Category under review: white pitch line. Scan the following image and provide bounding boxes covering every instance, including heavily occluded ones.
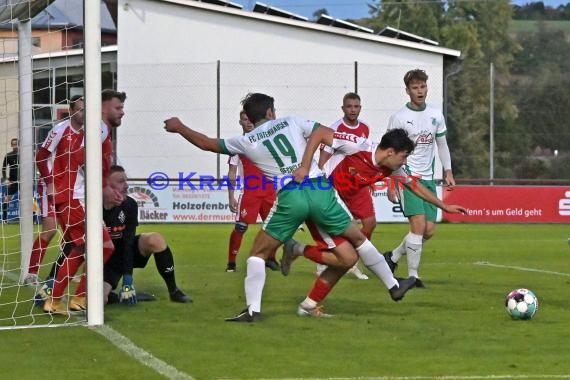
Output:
[1,269,193,380]
[474,261,570,277]
[95,325,194,380]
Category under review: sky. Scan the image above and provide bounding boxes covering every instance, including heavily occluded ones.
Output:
[229,0,569,21]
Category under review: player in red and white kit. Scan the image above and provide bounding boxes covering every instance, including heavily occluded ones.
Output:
[43,90,126,314]
[282,127,466,317]
[315,93,372,280]
[226,111,279,272]
[25,96,84,286]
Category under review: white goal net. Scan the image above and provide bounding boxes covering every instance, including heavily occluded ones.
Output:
[0,0,107,329]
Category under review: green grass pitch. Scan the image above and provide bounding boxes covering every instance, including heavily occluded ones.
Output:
[2,223,570,379]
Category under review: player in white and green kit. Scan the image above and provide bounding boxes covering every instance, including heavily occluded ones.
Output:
[385,69,456,287]
[164,93,416,322]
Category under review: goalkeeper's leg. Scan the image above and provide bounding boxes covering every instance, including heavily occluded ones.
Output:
[136,233,192,303]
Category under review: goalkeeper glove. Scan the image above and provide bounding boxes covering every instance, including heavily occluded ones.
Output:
[119,274,137,305]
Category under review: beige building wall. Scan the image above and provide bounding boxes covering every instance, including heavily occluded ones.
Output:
[0,30,63,55]
[0,63,19,168]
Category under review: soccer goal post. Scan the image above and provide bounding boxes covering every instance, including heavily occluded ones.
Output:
[84,0,104,327]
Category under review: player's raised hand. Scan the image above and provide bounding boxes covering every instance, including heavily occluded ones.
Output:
[163,117,185,133]
[103,185,124,207]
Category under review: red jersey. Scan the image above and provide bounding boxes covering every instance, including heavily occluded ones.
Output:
[329,118,370,138]
[320,118,370,156]
[325,135,409,199]
[37,120,84,205]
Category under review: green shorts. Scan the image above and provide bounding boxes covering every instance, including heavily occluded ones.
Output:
[263,177,352,242]
[400,178,438,222]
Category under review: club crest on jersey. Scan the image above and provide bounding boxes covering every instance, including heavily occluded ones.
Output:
[431,117,437,126]
[118,210,126,223]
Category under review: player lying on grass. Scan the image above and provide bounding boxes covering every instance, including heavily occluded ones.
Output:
[282,127,467,317]
[164,92,417,322]
[103,165,191,305]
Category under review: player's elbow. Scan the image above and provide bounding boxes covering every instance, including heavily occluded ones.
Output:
[196,139,220,153]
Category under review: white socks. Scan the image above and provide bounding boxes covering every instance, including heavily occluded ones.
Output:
[405,233,423,278]
[245,256,266,313]
[391,232,424,278]
[355,239,398,289]
[300,297,318,310]
[293,241,306,256]
[391,239,407,262]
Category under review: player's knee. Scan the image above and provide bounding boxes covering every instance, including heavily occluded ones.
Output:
[424,224,436,240]
[335,242,359,269]
[234,222,248,234]
[139,232,166,253]
[361,222,376,240]
[341,255,358,269]
[342,226,367,247]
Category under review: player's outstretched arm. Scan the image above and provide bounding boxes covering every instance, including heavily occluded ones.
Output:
[405,180,466,214]
[164,117,222,153]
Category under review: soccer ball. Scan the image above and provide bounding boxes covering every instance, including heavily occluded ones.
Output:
[505,288,538,320]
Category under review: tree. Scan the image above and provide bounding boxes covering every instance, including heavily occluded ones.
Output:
[443,1,520,178]
[510,24,570,166]
[365,0,519,178]
[364,0,444,40]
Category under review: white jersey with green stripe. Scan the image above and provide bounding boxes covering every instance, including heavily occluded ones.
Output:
[219,116,324,190]
[387,103,447,179]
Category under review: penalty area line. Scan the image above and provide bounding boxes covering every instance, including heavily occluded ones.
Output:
[95,324,194,380]
[474,261,570,277]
